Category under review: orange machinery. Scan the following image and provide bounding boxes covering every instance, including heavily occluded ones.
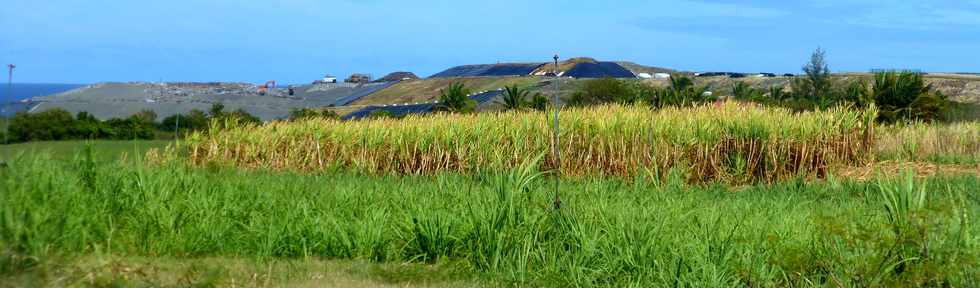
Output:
[257,80,277,95]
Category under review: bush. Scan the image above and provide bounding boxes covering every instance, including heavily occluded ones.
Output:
[568,77,634,106]
[8,109,76,142]
[161,109,210,132]
[732,82,763,100]
[223,109,261,126]
[530,93,550,111]
[288,108,339,121]
[105,115,155,140]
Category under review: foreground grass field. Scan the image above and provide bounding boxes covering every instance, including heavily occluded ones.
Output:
[2,149,978,286]
[3,103,977,286]
[0,140,170,162]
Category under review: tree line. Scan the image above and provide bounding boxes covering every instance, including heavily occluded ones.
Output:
[558,48,952,123]
[1,103,261,143]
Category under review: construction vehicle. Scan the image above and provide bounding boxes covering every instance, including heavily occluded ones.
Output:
[345,74,371,84]
[257,80,277,95]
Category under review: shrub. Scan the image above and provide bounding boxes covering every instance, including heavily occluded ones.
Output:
[104,117,154,140]
[768,86,789,101]
[568,77,634,106]
[8,109,76,142]
[732,82,763,100]
[225,109,261,125]
[209,103,226,118]
[288,108,339,121]
[161,109,210,132]
[530,93,549,111]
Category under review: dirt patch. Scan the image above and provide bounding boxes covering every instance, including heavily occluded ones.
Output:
[835,161,979,181]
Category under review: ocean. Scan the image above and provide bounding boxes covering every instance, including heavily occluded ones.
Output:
[1,83,86,117]
[0,83,87,102]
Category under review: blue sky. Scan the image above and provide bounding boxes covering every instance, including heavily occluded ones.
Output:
[2,0,978,84]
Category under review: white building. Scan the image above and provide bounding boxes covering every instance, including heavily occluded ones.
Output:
[654,73,671,79]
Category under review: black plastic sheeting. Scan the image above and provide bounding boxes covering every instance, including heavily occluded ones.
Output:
[563,62,635,78]
[343,90,504,120]
[342,103,437,120]
[468,90,503,104]
[430,63,545,78]
[331,81,398,106]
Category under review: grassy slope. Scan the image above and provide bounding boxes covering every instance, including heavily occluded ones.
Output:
[351,77,543,105]
[353,73,980,109]
[1,152,977,286]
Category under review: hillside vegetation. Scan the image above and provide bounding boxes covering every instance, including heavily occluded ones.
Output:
[351,77,542,105]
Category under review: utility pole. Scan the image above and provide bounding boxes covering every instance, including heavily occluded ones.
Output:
[5,64,15,146]
[552,55,561,210]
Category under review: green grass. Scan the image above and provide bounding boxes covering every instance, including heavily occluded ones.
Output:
[2,254,480,287]
[1,151,977,287]
[0,140,170,162]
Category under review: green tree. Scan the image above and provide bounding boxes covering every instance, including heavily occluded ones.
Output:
[871,71,947,122]
[731,82,762,100]
[162,109,209,132]
[209,103,226,118]
[839,80,873,107]
[8,109,76,142]
[105,114,155,140]
[669,74,694,91]
[435,83,476,113]
[799,47,832,100]
[72,111,110,139]
[568,77,634,106]
[500,85,530,110]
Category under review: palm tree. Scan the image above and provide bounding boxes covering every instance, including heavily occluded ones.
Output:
[500,85,530,110]
[435,82,475,113]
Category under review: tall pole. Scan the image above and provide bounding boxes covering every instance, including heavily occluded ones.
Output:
[5,64,14,145]
[552,55,561,210]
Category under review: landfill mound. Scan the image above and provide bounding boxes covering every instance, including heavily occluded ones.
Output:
[30,82,394,121]
[430,63,545,78]
[563,62,635,78]
[529,58,636,78]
